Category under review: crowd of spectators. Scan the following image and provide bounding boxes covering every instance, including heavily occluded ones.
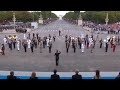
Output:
[83,21,120,34]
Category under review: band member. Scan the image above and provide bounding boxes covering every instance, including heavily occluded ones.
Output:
[13,38,16,49]
[81,43,85,53]
[30,41,34,53]
[113,40,116,52]
[27,39,31,49]
[93,39,96,48]
[17,39,20,51]
[110,38,113,48]
[73,40,76,53]
[65,35,68,42]
[48,39,52,53]
[46,37,49,47]
[53,34,56,42]
[66,40,70,53]
[1,44,5,55]
[89,39,94,53]
[49,34,51,39]
[39,40,43,53]
[43,38,46,48]
[8,39,12,51]
[28,33,31,39]
[99,38,102,48]
[3,36,7,45]
[23,40,27,52]
[78,37,81,49]
[86,38,89,49]
[33,33,35,38]
[38,37,41,45]
[105,42,108,52]
[59,30,61,36]
[36,33,39,40]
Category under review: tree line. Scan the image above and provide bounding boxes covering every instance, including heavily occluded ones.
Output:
[63,11,120,24]
[0,11,58,23]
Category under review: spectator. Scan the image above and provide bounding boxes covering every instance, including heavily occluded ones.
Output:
[51,69,60,79]
[72,69,82,79]
[7,71,17,79]
[115,72,120,79]
[30,72,38,79]
[93,70,101,79]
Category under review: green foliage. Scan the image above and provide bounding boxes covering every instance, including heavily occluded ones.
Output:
[63,11,120,24]
[0,11,58,23]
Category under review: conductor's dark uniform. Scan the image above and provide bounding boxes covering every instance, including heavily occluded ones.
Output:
[55,51,61,66]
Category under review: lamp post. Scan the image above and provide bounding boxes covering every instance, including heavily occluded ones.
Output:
[78,11,83,26]
[33,12,34,22]
[105,12,109,25]
[13,12,16,30]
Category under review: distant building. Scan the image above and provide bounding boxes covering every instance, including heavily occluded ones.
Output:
[59,15,63,20]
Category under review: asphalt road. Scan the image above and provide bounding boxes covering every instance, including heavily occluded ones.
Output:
[0,20,120,72]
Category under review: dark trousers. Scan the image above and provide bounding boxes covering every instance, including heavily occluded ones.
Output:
[31,47,33,53]
[2,50,5,55]
[9,43,12,50]
[113,45,116,52]
[100,43,102,48]
[73,47,76,53]
[43,42,45,48]
[13,42,16,49]
[24,46,27,52]
[8,43,11,50]
[93,44,95,48]
[56,59,59,66]
[111,43,113,48]
[49,47,51,53]
[85,40,86,45]
[28,35,30,39]
[105,47,108,52]
[87,43,89,49]
[79,43,81,49]
[53,38,55,42]
[66,43,67,48]
[35,43,37,48]
[66,48,69,53]
[59,32,60,36]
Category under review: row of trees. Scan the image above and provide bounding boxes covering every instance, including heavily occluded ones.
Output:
[63,11,120,24]
[0,11,58,23]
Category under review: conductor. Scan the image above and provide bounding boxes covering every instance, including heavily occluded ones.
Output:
[54,50,61,66]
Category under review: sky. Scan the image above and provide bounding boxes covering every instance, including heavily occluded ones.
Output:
[52,11,85,17]
[29,11,85,17]
[51,11,72,17]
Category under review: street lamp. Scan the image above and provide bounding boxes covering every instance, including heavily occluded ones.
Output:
[78,11,83,26]
[105,12,109,25]
[33,12,34,22]
[13,12,16,30]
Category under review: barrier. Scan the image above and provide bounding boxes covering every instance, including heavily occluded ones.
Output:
[0,71,118,79]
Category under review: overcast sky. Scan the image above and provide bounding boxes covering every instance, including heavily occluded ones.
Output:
[52,11,85,17]
[29,11,85,17]
[51,11,72,17]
